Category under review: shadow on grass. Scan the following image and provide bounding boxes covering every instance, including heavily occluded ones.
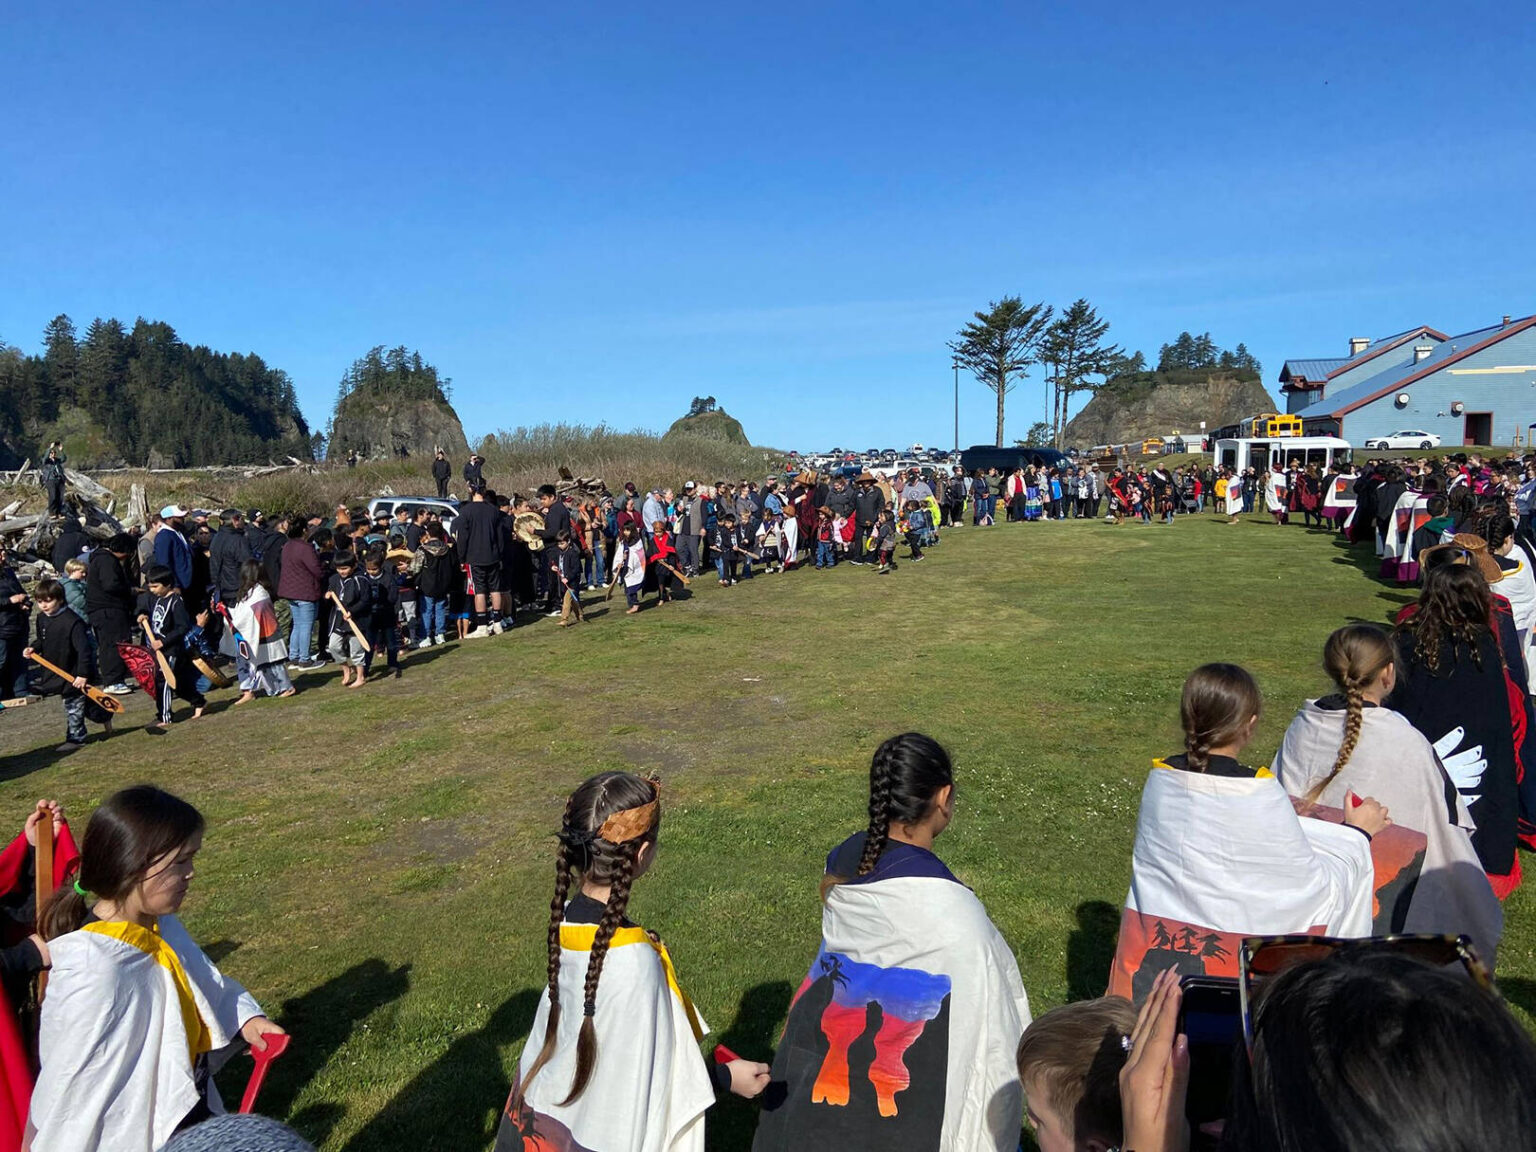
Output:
[339,987,542,1152]
[1067,900,1120,1002]
[248,959,413,1146]
[708,980,794,1151]
[1502,977,1536,1019]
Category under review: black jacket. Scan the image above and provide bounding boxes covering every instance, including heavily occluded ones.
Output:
[454,500,502,566]
[854,486,885,526]
[208,525,253,600]
[463,459,484,486]
[327,572,369,634]
[538,501,572,546]
[149,590,192,649]
[554,545,582,587]
[32,609,89,695]
[84,550,134,616]
[50,523,89,572]
[415,541,457,599]
[261,529,287,586]
[0,566,30,640]
[826,486,856,518]
[431,457,451,482]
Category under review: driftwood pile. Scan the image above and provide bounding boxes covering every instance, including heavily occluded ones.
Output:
[555,467,608,501]
[0,467,129,581]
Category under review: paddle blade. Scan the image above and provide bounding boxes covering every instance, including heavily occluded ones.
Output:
[238,1031,292,1114]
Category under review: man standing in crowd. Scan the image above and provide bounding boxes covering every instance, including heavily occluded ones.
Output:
[642,488,665,539]
[152,505,194,596]
[0,541,30,700]
[852,472,885,564]
[536,483,572,617]
[463,452,484,490]
[40,441,68,517]
[86,533,136,694]
[50,515,88,572]
[945,466,968,528]
[456,485,504,638]
[208,509,254,605]
[676,481,704,576]
[432,448,452,499]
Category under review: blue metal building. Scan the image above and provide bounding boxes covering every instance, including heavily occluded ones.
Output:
[1278,326,1447,414]
[1290,314,1536,446]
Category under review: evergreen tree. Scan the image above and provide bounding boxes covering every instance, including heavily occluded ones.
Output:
[948,297,1054,446]
[1040,299,1123,448]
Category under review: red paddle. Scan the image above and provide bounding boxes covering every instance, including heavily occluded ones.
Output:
[238,1032,292,1114]
[713,1044,741,1064]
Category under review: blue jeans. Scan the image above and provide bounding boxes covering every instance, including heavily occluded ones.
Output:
[816,541,835,567]
[286,599,317,662]
[421,596,447,640]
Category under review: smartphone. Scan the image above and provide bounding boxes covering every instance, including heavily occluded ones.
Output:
[1177,976,1241,1131]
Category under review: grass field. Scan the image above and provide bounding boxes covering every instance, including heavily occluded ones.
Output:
[3,513,1534,1151]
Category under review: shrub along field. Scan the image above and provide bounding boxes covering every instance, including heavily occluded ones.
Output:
[1,513,1533,1150]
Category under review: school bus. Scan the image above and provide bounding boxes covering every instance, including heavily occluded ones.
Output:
[1141,438,1165,456]
[1247,413,1303,439]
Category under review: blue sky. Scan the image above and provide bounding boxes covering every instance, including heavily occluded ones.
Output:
[2,1,1532,452]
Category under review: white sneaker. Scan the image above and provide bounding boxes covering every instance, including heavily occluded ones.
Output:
[544,610,561,619]
[104,682,133,695]
[416,638,433,649]
[433,635,445,646]
[489,620,505,635]
[464,626,493,639]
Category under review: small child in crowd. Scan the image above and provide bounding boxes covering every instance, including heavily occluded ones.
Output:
[873,508,897,573]
[553,530,583,625]
[61,559,89,620]
[902,499,928,562]
[24,578,108,751]
[1016,996,1137,1152]
[611,523,647,614]
[713,513,739,586]
[815,507,836,569]
[757,514,783,573]
[327,553,369,688]
[145,565,205,731]
[392,551,419,647]
[361,551,401,680]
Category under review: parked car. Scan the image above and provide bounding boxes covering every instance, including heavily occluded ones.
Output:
[366,496,460,532]
[1365,430,1441,450]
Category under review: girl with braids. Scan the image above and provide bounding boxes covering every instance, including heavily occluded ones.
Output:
[1273,624,1502,962]
[1108,664,1387,1002]
[28,786,285,1152]
[1390,559,1525,894]
[753,733,1031,1152]
[496,772,767,1152]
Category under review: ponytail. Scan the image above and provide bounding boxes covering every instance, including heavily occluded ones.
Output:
[1180,664,1262,773]
[38,862,88,942]
[824,733,953,900]
[1306,625,1394,803]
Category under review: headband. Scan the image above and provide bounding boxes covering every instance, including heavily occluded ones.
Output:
[558,779,662,855]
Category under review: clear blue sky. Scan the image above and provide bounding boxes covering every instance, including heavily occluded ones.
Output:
[2,1,1531,452]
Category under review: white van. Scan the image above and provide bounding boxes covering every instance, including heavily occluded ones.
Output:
[1215,437,1352,476]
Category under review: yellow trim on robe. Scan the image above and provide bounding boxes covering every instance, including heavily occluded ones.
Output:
[1151,756,1273,779]
[559,924,705,1042]
[82,920,211,1063]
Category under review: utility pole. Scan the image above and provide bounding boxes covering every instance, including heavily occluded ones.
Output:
[952,357,960,453]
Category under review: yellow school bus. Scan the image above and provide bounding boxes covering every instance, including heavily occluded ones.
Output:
[1141,438,1165,456]
[1252,413,1303,438]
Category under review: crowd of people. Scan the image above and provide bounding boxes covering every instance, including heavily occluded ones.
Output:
[2,448,1536,1151]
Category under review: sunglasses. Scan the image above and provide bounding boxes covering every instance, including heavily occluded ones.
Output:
[1239,933,1491,1055]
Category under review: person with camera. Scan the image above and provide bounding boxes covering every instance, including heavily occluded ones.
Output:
[41,441,67,517]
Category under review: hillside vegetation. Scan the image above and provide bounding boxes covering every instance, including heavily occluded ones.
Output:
[0,315,312,468]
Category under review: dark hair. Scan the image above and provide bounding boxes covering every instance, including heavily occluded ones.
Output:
[33,577,64,603]
[1399,562,1490,675]
[556,529,572,544]
[514,772,660,1116]
[1426,495,1448,517]
[41,786,204,940]
[538,484,557,499]
[313,527,334,549]
[145,565,175,587]
[236,559,270,603]
[1222,950,1536,1152]
[426,522,447,541]
[832,733,954,894]
[286,520,306,540]
[1180,664,1262,772]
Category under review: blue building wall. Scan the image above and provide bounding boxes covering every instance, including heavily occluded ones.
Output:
[1340,327,1536,445]
[1325,336,1446,399]
[1285,385,1322,414]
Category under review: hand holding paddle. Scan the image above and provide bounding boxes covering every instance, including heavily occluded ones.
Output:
[326,591,373,652]
[136,614,178,690]
[23,652,123,714]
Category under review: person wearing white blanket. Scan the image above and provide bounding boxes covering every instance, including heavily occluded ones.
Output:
[1109,664,1389,1002]
[27,787,286,1152]
[1273,624,1502,965]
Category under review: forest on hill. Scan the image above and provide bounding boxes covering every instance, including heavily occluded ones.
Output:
[0,314,314,468]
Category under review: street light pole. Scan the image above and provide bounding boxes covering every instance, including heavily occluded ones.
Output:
[952,357,960,454]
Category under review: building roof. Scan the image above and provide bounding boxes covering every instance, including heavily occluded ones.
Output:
[1296,315,1536,419]
[1280,358,1348,385]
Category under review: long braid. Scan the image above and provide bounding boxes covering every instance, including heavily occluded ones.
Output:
[1184,720,1214,774]
[510,796,581,1116]
[562,845,638,1105]
[856,744,896,877]
[1306,681,1365,804]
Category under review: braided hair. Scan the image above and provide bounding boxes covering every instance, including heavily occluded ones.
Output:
[824,733,953,899]
[1306,625,1395,803]
[511,771,659,1116]
[1180,664,1262,773]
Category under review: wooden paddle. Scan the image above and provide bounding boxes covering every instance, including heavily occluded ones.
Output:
[23,653,123,715]
[558,573,584,623]
[136,614,179,691]
[193,656,233,689]
[655,558,692,587]
[326,591,373,652]
[34,807,52,1002]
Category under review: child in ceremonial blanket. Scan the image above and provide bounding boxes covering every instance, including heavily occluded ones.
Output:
[29,787,286,1152]
[495,773,769,1152]
[612,524,648,614]
[0,800,77,1152]
[1274,624,1503,965]
[1108,664,1389,1004]
[753,734,1031,1152]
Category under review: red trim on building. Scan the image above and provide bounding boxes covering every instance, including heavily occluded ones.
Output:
[1324,326,1448,381]
[1324,316,1536,419]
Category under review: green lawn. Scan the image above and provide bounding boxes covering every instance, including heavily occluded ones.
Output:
[3,513,1533,1150]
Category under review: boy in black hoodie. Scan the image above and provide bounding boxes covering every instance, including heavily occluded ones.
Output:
[144,565,205,731]
[360,550,401,679]
[712,513,740,586]
[24,579,104,751]
[327,553,370,687]
[553,530,584,626]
